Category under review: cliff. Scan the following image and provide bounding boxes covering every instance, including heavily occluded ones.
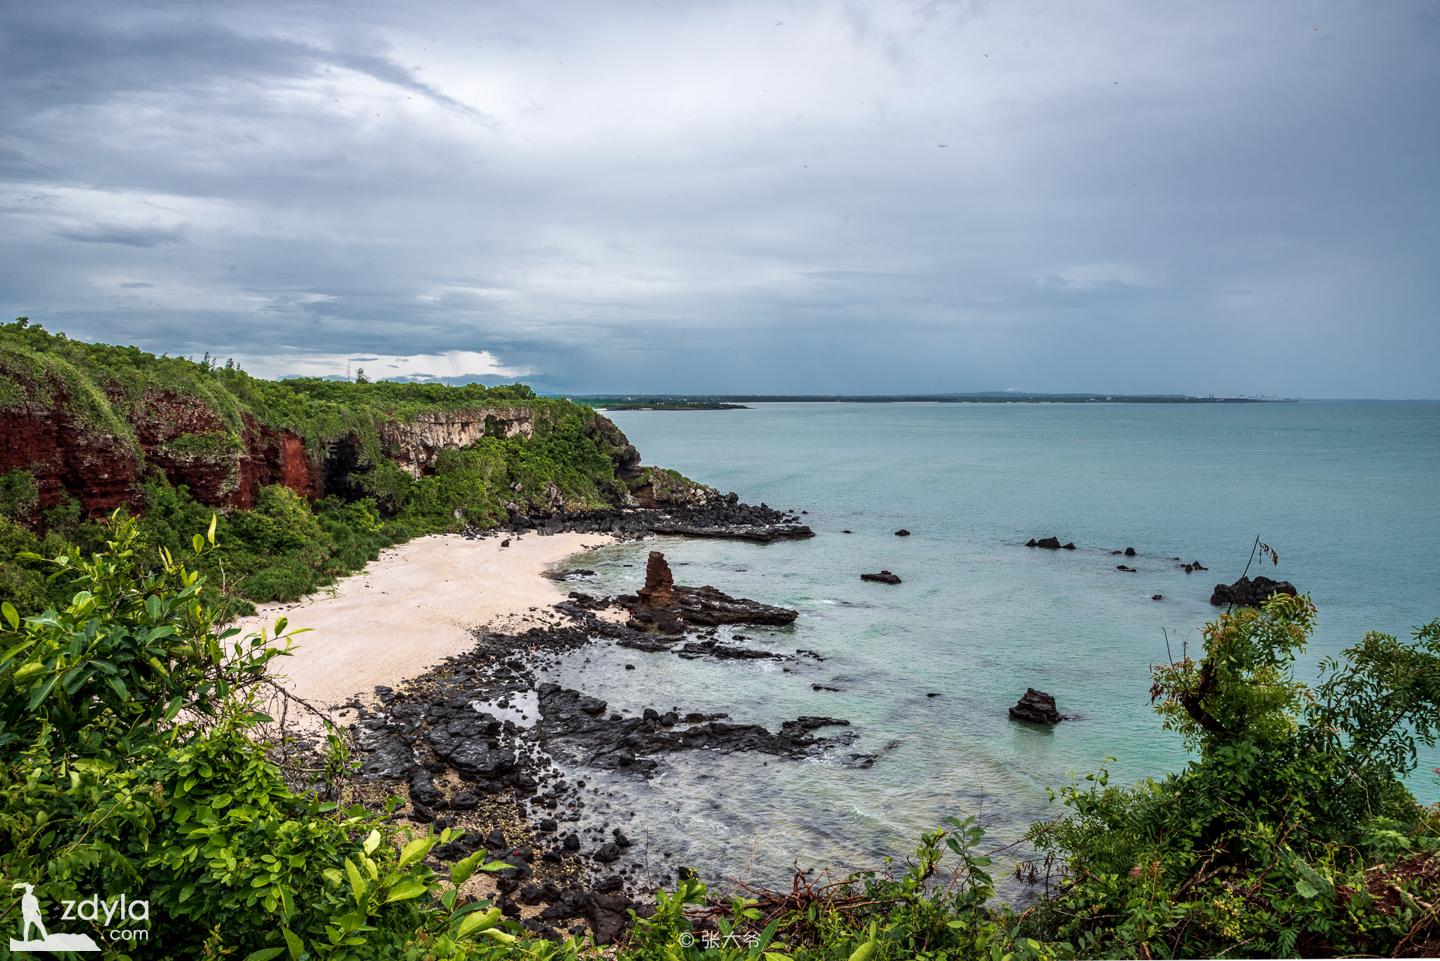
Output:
[0,319,699,530]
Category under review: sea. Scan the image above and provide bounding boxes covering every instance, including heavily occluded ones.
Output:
[541,401,1440,889]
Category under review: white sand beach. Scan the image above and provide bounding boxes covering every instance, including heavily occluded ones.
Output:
[235,531,613,726]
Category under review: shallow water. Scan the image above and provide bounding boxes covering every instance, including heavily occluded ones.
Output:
[542,401,1440,887]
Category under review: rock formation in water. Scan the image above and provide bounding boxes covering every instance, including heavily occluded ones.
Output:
[1009,688,1064,725]
[860,570,902,584]
[621,551,799,634]
[1210,575,1299,607]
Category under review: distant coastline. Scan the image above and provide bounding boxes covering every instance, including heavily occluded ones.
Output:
[592,400,750,411]
[571,391,1283,406]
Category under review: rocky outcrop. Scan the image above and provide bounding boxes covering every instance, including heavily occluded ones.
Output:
[1210,575,1298,607]
[621,551,799,634]
[537,684,854,775]
[1009,688,1063,725]
[0,400,143,518]
[860,570,902,584]
[1026,536,1076,550]
[0,388,321,519]
[379,408,537,477]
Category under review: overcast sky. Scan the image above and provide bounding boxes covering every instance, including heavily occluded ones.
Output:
[2,1,1436,396]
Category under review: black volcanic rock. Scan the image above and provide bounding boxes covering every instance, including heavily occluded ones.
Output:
[622,551,798,633]
[536,683,857,773]
[894,529,911,537]
[1026,536,1075,550]
[860,570,902,584]
[1210,575,1298,607]
[1009,688,1063,725]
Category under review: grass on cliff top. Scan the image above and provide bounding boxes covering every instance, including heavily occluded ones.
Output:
[0,318,668,615]
[0,318,565,454]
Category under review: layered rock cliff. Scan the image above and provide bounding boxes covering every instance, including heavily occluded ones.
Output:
[0,319,700,530]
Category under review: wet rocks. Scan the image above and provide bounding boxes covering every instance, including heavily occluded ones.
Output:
[894,528,911,537]
[1123,547,1136,557]
[1009,688,1063,725]
[676,639,783,660]
[1181,560,1208,573]
[1115,564,1136,572]
[537,683,858,773]
[518,498,814,543]
[860,570,902,584]
[1210,575,1298,607]
[1026,536,1076,550]
[621,551,799,634]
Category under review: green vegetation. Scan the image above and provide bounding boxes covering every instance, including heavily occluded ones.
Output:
[1,518,1435,958]
[0,319,669,617]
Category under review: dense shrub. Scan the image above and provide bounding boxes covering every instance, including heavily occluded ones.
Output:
[1028,595,1440,958]
[1,461,1436,956]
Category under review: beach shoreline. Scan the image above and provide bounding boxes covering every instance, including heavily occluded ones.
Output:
[236,530,616,726]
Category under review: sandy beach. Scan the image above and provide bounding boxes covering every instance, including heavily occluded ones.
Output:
[236,531,613,724]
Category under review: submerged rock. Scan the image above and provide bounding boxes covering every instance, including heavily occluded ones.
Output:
[1210,575,1298,607]
[1009,688,1063,725]
[860,570,902,584]
[1026,536,1075,550]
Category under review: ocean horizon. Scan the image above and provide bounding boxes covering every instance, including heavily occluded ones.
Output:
[541,399,1440,887]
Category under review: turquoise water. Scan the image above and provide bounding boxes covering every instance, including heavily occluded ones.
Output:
[547,402,1440,887]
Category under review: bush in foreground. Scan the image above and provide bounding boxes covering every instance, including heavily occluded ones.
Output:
[1,518,1436,958]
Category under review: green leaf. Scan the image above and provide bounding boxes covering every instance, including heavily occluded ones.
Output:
[457,906,502,939]
[849,942,876,961]
[397,835,433,869]
[1,601,18,630]
[449,850,487,886]
[192,533,205,553]
[363,829,381,856]
[27,672,58,709]
[282,927,304,961]
[385,879,428,903]
[244,949,286,961]
[207,512,218,545]
[1295,878,1319,899]
[344,858,367,900]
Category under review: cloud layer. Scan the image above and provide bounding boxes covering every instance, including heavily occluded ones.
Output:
[1,1,1436,396]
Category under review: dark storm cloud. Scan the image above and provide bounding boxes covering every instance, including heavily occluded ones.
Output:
[0,0,1436,396]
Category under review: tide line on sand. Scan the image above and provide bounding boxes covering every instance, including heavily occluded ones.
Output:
[234,531,614,725]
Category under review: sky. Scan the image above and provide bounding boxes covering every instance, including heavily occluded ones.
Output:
[1,1,1437,397]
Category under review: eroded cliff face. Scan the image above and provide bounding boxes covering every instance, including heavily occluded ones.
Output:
[0,400,142,516]
[379,407,536,477]
[0,382,684,525]
[0,388,320,519]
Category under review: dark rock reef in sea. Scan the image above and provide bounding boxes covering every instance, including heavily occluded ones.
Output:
[619,551,799,633]
[1210,575,1299,607]
[860,570,902,584]
[500,494,813,543]
[1026,536,1076,550]
[1009,688,1064,725]
[349,544,865,943]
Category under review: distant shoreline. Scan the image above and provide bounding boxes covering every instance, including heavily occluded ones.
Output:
[573,392,1284,406]
[597,401,749,411]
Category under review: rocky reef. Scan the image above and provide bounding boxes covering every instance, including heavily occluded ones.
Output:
[619,551,800,633]
[1210,575,1299,607]
[350,565,863,943]
[1009,688,1064,725]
